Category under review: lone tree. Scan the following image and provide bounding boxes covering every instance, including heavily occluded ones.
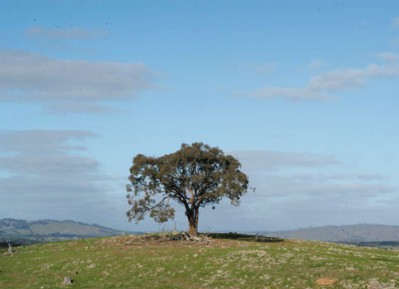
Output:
[126,142,249,236]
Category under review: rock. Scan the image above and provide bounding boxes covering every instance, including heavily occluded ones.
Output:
[61,276,73,286]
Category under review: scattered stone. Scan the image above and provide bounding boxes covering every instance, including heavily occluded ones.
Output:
[367,278,397,289]
[61,276,73,286]
[3,243,15,256]
[7,243,13,254]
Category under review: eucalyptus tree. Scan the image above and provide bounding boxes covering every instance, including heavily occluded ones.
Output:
[126,143,249,236]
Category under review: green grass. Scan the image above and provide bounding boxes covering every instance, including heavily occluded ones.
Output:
[1,234,399,288]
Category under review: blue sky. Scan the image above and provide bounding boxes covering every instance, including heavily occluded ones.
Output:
[1,0,399,232]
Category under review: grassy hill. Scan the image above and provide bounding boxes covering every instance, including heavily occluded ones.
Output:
[1,233,399,288]
[0,219,126,246]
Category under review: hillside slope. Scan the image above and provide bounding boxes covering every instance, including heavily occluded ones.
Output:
[1,234,399,288]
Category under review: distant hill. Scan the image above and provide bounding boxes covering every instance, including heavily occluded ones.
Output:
[0,218,129,246]
[262,224,399,246]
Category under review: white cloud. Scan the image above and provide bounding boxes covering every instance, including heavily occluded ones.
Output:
[247,61,399,101]
[26,26,108,40]
[0,50,155,112]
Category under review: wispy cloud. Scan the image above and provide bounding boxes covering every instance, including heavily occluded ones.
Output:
[392,16,399,30]
[232,150,338,172]
[232,150,391,197]
[249,86,330,100]
[308,59,325,70]
[0,130,117,221]
[309,62,398,91]
[253,63,278,76]
[210,149,397,230]
[376,52,399,63]
[250,174,394,199]
[26,26,108,40]
[0,130,93,153]
[0,50,156,112]
[246,60,399,101]
[0,130,101,178]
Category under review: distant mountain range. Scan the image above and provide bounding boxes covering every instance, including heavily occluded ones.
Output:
[0,218,128,246]
[263,224,399,247]
[2,219,399,248]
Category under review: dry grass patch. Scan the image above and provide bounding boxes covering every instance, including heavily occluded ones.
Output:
[315,277,338,286]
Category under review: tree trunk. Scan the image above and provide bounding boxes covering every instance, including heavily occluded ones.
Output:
[187,208,199,237]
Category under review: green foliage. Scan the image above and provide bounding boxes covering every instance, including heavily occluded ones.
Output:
[126,143,249,235]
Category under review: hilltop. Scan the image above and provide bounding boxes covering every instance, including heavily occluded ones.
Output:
[1,233,399,288]
[0,218,128,246]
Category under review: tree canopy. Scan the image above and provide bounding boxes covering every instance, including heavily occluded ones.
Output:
[126,142,249,236]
